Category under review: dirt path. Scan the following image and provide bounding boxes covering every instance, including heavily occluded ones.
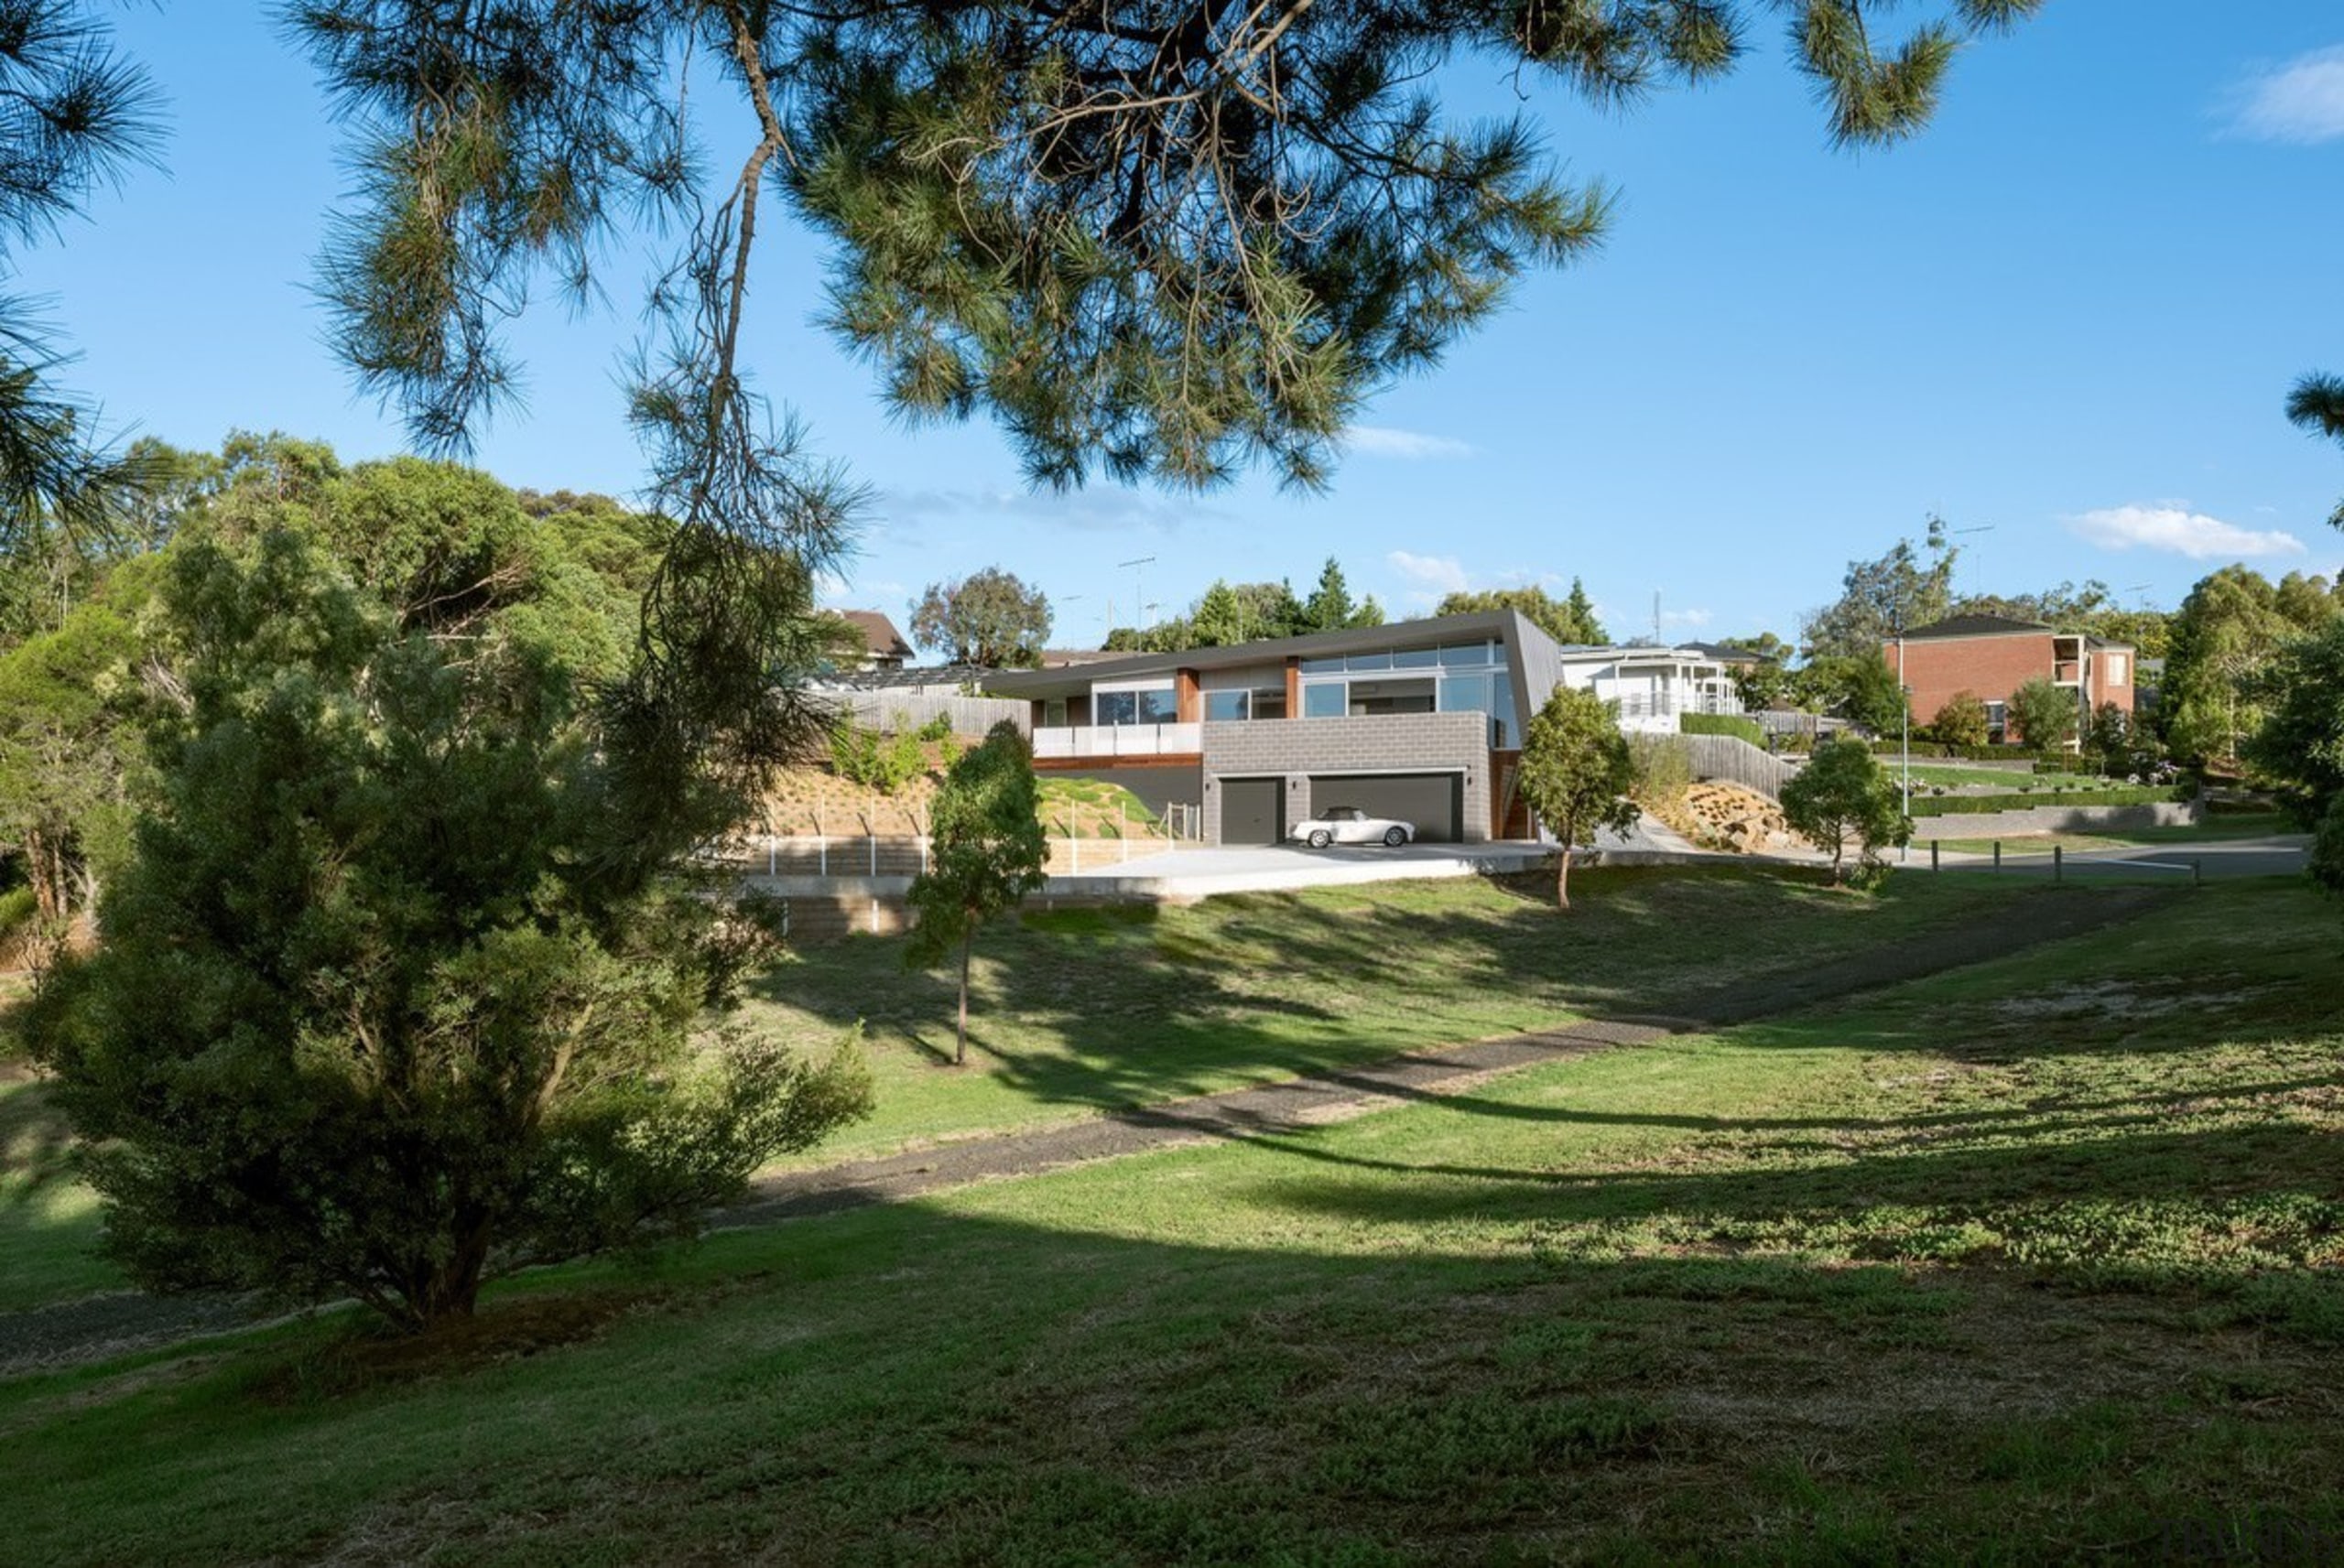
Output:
[0,886,2171,1372]
[728,885,2169,1223]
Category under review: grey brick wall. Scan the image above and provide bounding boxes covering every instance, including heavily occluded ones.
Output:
[1199,713,1492,842]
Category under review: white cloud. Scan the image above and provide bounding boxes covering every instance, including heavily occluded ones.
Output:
[1386,550,1470,594]
[2227,46,2344,144]
[878,486,1218,534]
[2067,503,2306,560]
[1341,426,1475,460]
[819,577,906,611]
[1658,607,1714,630]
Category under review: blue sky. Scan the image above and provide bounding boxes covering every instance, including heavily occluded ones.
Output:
[16,4,2344,650]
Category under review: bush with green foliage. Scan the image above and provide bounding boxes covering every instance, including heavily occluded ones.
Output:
[2008,677,2078,751]
[1905,784,2190,818]
[2243,620,2344,896]
[1678,712,1764,747]
[24,516,873,1334]
[830,721,929,795]
[906,723,1049,1063]
[1626,733,1693,809]
[1868,740,2041,762]
[1780,737,1910,884]
[1929,691,1990,749]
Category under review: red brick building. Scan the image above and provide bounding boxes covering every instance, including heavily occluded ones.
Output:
[1883,614,2136,743]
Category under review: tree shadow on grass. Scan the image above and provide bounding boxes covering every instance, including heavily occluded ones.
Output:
[16,1121,2344,1568]
[1,1068,77,1194]
[753,865,2130,1129]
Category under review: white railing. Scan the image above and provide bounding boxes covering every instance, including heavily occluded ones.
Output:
[1610,691,1742,720]
[1032,722,1203,760]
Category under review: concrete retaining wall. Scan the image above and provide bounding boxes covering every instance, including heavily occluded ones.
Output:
[1908,800,2202,838]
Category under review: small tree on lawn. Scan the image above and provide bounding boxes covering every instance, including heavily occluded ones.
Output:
[1930,691,1990,749]
[1517,687,1639,911]
[1780,736,1911,885]
[906,721,1049,1063]
[2009,676,2078,752]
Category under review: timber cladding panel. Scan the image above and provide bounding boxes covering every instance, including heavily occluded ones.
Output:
[1199,713,1492,844]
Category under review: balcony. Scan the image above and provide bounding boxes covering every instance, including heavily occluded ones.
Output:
[1033,722,1202,760]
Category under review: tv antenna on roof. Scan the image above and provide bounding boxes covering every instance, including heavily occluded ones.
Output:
[1118,557,1156,627]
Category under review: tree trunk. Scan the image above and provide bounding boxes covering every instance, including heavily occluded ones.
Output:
[1556,843,1573,911]
[956,926,971,1065]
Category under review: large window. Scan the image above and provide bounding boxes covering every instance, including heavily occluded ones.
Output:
[1303,683,1346,719]
[1094,685,1177,726]
[1440,671,1516,746]
[1204,689,1250,722]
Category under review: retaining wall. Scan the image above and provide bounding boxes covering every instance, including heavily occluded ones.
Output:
[1909,800,2203,838]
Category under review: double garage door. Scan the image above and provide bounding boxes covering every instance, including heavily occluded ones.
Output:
[1218,772,1463,845]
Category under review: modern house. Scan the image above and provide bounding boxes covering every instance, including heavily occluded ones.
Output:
[983,611,1743,845]
[1883,613,2136,741]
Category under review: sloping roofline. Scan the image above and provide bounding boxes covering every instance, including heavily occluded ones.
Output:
[1897,612,2133,653]
[982,611,1529,698]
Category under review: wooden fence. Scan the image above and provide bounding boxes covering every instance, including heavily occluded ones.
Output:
[825,691,1030,736]
[1674,733,1795,801]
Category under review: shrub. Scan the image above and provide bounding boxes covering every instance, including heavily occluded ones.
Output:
[1780,736,1910,884]
[1905,784,2190,817]
[1929,691,1990,749]
[1626,733,1692,808]
[830,720,929,794]
[1678,712,1764,747]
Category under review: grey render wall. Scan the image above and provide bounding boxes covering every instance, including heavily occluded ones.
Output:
[1908,800,2203,838]
[1199,713,1492,843]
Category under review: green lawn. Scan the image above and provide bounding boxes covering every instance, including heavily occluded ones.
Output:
[1894,763,2125,794]
[738,867,2024,1163]
[0,869,2029,1315]
[5,879,2339,1563]
[0,1072,121,1312]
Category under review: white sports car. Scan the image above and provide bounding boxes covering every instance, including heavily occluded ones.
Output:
[1289,806,1416,849]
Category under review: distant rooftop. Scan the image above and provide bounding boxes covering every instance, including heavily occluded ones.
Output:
[836,609,914,663]
[1900,613,2055,640]
[1899,612,2133,651]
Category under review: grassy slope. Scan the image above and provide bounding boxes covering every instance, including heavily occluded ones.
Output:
[0,869,2020,1314]
[740,868,2019,1163]
[0,1073,118,1312]
[7,880,2341,1563]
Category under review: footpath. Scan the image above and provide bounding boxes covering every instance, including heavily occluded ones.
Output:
[0,885,2170,1371]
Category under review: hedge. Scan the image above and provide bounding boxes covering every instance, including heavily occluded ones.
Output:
[1679,712,1765,747]
[1906,785,2192,818]
[1868,740,2043,762]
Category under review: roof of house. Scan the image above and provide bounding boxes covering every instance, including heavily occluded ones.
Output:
[982,611,1736,701]
[806,662,992,693]
[1896,612,2134,653]
[1899,613,2055,640]
[983,611,1526,697]
[1680,640,1767,665]
[837,610,915,662]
